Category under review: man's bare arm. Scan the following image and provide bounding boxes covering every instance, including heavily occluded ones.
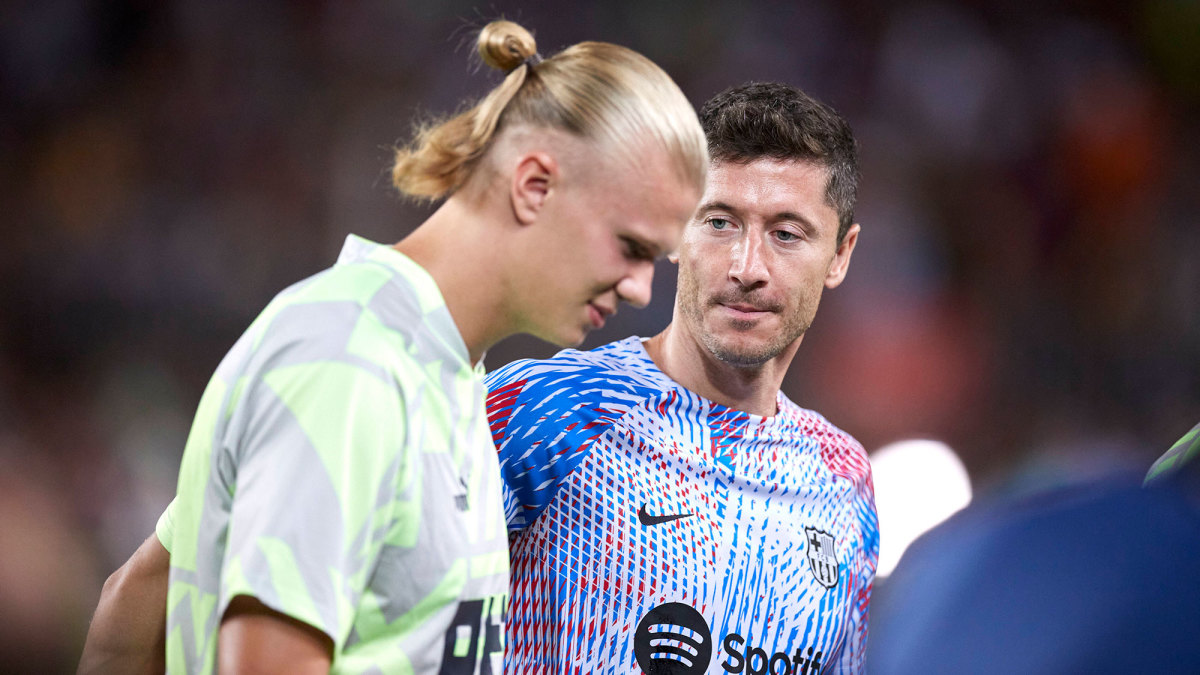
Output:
[218,595,332,674]
[77,533,169,675]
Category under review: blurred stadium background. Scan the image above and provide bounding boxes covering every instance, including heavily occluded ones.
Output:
[2,0,1198,670]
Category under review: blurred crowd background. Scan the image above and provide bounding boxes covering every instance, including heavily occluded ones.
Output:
[2,0,1198,670]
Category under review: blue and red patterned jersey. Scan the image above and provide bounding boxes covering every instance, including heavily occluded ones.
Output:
[485,337,879,674]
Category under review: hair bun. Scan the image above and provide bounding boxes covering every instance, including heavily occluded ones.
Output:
[477,20,537,73]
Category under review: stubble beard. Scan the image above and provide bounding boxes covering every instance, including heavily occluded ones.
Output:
[678,272,816,368]
[698,310,812,367]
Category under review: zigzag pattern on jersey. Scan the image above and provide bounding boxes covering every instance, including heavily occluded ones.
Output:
[777,398,878,660]
[486,343,674,530]
[485,337,879,673]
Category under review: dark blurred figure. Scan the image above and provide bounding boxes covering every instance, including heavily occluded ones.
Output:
[868,440,1200,674]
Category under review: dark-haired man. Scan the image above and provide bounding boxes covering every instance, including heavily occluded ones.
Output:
[75,81,876,675]
[490,82,877,673]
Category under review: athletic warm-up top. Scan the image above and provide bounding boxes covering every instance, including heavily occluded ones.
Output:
[162,235,507,674]
[486,337,878,674]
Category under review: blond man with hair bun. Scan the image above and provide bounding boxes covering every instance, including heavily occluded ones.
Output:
[78,19,705,675]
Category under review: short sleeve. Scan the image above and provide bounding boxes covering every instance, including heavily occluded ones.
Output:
[836,453,879,673]
[484,346,659,533]
[218,360,406,648]
[156,497,177,554]
[1145,420,1200,484]
[810,418,879,673]
[484,358,607,532]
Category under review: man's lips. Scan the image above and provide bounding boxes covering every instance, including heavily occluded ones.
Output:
[717,301,776,318]
[587,302,613,329]
[724,303,770,313]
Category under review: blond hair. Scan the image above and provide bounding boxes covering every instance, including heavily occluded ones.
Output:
[392,20,706,200]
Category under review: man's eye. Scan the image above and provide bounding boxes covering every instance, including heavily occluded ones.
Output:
[623,238,653,261]
[776,230,799,242]
[709,218,731,230]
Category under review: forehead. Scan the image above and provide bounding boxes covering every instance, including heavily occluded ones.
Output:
[702,158,836,225]
[576,146,700,251]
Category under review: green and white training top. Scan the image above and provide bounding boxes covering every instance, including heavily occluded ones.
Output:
[161,235,508,674]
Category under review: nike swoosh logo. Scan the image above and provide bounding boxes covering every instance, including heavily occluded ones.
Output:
[638,505,693,526]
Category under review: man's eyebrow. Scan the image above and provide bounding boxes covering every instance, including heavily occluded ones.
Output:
[697,200,738,214]
[625,234,662,259]
[775,211,819,235]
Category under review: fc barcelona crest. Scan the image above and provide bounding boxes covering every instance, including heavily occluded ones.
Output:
[804,527,839,589]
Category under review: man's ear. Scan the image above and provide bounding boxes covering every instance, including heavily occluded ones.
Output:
[510,151,557,225]
[825,223,860,289]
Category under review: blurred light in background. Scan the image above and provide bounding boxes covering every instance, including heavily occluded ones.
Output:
[871,439,972,578]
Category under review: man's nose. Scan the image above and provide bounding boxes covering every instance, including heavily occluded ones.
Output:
[615,261,655,308]
[729,232,769,288]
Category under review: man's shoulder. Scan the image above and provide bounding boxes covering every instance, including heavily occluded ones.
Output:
[486,336,652,386]
[777,396,872,485]
[487,338,669,526]
[776,396,862,446]
[485,337,669,449]
[487,337,664,409]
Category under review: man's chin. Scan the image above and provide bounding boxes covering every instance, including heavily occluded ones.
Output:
[557,330,588,348]
[531,322,588,349]
[702,336,780,367]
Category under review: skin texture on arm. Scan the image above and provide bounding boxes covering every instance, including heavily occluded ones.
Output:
[75,533,331,674]
[217,595,332,675]
[77,533,169,675]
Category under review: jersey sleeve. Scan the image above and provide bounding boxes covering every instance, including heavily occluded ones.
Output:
[484,356,624,532]
[849,477,880,671]
[156,497,177,554]
[217,359,406,649]
[1145,420,1200,484]
[835,444,879,673]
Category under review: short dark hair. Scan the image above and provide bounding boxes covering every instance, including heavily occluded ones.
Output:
[700,82,860,241]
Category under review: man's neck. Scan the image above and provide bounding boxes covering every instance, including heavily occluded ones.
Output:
[642,320,800,418]
[394,197,514,366]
